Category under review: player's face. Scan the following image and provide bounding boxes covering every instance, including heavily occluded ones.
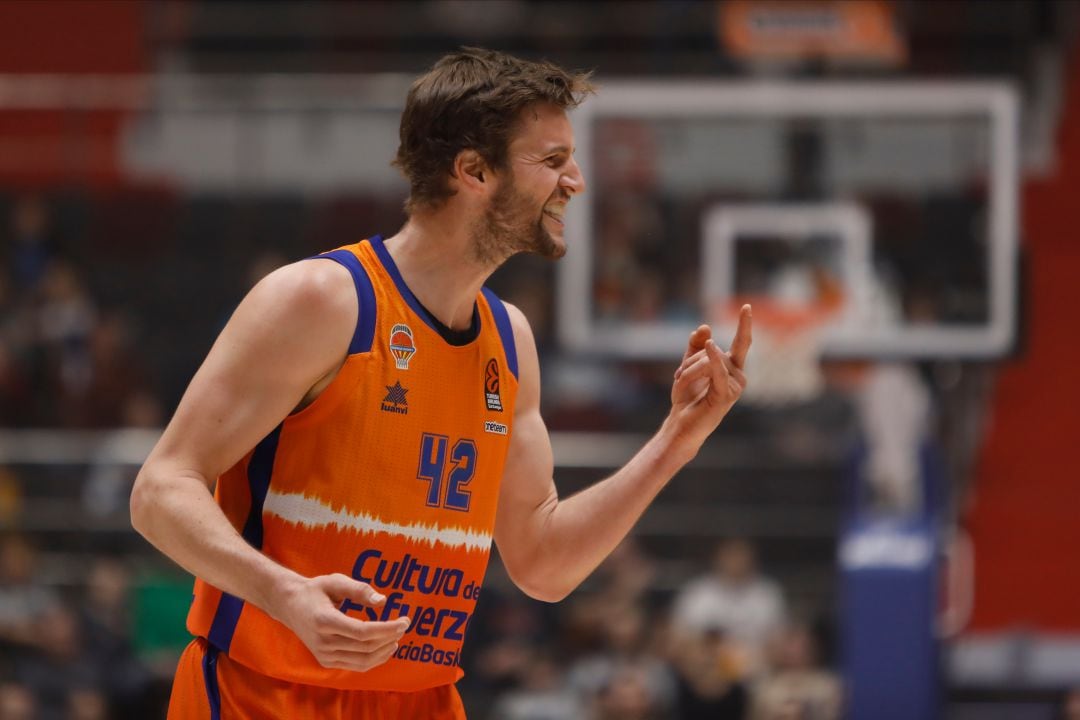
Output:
[473,102,585,263]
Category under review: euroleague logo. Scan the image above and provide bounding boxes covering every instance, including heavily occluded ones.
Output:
[389,324,416,370]
[484,358,503,412]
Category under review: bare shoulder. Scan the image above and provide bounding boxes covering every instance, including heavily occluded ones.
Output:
[221,257,359,378]
[252,256,357,316]
[143,257,362,480]
[243,258,357,333]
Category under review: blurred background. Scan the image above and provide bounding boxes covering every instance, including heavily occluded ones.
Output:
[0,1,1078,718]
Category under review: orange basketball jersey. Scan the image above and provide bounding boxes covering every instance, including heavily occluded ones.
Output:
[186,236,519,692]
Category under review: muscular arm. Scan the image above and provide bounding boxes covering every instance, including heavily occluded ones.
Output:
[130,259,408,670]
[494,305,751,602]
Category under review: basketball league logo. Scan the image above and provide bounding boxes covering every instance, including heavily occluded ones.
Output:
[389,324,417,370]
[484,358,503,412]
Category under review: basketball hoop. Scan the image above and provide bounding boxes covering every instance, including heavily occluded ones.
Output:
[713,296,837,406]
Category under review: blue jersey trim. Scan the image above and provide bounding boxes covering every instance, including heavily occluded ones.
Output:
[310,249,377,355]
[201,643,222,720]
[481,287,519,380]
[207,593,243,654]
[242,423,282,549]
[369,235,481,342]
[206,423,282,654]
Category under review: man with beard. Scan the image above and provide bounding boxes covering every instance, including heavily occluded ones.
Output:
[131,47,752,719]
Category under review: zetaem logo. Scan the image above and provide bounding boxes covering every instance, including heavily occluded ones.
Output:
[484,420,508,435]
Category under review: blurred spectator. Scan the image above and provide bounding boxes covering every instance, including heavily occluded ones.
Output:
[34,261,97,425]
[0,470,24,527]
[592,189,665,325]
[0,340,32,426]
[13,604,103,720]
[670,627,748,720]
[36,262,96,356]
[666,268,701,323]
[78,559,154,716]
[471,597,545,695]
[487,648,585,720]
[462,561,564,717]
[670,538,786,675]
[0,682,36,720]
[592,664,664,720]
[81,390,164,518]
[749,622,841,720]
[566,602,676,716]
[67,689,105,720]
[569,537,657,621]
[60,312,155,429]
[560,537,660,664]
[1064,687,1080,720]
[7,195,55,292]
[628,270,667,323]
[0,534,58,652]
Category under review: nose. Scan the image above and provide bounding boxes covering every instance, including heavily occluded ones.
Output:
[560,156,586,197]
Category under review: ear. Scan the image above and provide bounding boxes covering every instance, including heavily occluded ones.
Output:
[450,149,490,196]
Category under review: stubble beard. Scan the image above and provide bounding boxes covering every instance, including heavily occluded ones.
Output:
[471,179,565,266]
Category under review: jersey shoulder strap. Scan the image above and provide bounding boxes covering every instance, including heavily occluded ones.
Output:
[480,286,518,381]
[308,248,377,355]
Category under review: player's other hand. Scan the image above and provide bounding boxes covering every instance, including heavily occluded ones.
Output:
[270,573,410,672]
[666,304,752,459]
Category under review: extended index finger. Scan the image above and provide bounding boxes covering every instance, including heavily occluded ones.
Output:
[729,304,752,369]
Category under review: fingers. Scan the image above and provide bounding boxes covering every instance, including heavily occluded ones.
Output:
[333,613,410,644]
[674,348,707,380]
[728,304,753,370]
[681,324,712,364]
[314,573,411,644]
[704,340,732,396]
[322,623,405,654]
[318,639,400,671]
[324,609,411,645]
[285,573,417,674]
[305,606,408,671]
[672,352,712,403]
[705,340,748,398]
[674,339,748,402]
[320,573,386,608]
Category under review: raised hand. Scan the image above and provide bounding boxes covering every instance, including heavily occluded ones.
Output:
[271,573,410,672]
[667,305,752,457]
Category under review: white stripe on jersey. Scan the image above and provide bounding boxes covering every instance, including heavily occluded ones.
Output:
[263,489,492,552]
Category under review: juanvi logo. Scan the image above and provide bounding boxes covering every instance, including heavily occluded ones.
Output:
[381,381,409,415]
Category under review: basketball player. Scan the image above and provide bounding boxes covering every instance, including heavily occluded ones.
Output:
[131,47,752,719]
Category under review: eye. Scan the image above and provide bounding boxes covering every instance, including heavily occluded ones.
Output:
[545,154,565,167]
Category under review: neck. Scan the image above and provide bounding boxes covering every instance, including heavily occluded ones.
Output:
[382,211,498,331]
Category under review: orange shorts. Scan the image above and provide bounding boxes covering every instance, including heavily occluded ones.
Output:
[168,638,468,720]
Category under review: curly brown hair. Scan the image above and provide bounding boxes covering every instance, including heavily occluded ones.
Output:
[394,47,594,214]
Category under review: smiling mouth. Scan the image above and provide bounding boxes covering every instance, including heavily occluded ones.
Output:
[543,207,565,226]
